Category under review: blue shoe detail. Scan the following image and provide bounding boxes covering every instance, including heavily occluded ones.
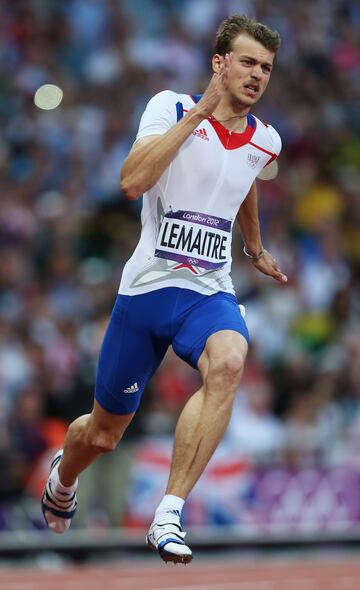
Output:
[146,521,193,564]
[41,501,77,520]
[158,537,185,551]
[41,450,77,533]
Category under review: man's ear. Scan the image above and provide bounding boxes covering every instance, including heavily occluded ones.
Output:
[212,54,222,73]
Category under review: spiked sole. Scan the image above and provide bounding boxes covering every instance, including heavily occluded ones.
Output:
[146,535,193,564]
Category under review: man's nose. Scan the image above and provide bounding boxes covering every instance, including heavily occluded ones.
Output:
[251,65,262,79]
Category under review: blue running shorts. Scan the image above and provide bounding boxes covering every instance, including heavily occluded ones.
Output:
[94,287,249,415]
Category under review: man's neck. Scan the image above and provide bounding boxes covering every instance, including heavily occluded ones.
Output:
[212,99,251,133]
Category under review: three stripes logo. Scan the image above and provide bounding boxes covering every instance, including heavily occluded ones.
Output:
[192,128,209,142]
[123,382,139,394]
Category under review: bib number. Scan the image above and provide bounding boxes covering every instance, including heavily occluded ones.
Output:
[155,210,231,270]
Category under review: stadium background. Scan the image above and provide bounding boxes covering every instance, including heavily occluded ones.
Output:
[0,0,359,582]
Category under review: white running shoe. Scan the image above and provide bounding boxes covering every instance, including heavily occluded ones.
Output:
[41,450,77,534]
[146,516,193,564]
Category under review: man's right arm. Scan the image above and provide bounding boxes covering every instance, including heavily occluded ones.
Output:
[120,54,232,200]
[120,109,204,200]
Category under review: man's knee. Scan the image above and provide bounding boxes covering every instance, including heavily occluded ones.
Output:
[206,351,245,391]
[87,428,120,454]
[86,402,134,454]
[68,417,121,454]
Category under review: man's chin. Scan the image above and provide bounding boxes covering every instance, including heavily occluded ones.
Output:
[231,92,260,110]
[239,92,260,106]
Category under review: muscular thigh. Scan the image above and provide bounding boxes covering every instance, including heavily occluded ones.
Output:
[95,294,169,415]
[197,330,248,397]
[198,330,248,372]
[172,290,249,370]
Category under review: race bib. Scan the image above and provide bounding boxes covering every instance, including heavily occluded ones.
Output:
[155,210,232,270]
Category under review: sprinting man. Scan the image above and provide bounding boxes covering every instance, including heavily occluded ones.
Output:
[42,14,287,564]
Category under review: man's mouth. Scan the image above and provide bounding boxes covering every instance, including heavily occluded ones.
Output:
[244,84,259,96]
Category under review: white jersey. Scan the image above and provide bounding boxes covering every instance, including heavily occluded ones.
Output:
[119,90,281,296]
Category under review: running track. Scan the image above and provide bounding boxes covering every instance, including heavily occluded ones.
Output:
[1,558,360,590]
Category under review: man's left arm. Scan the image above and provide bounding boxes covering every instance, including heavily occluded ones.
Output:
[236,181,288,284]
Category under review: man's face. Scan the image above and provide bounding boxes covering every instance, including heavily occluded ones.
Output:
[214,34,275,107]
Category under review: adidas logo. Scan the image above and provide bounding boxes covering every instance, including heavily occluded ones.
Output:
[192,128,209,142]
[167,509,181,517]
[123,382,139,393]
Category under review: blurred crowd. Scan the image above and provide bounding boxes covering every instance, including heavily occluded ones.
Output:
[0,0,359,530]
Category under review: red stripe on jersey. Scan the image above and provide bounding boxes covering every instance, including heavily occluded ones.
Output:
[249,141,277,166]
[264,154,277,166]
[189,95,257,149]
[173,263,199,274]
[207,116,257,150]
[248,141,274,157]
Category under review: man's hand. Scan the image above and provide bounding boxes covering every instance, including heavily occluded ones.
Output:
[251,249,288,284]
[194,53,233,118]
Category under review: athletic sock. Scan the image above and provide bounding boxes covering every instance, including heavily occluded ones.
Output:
[155,494,185,523]
[43,461,78,533]
[49,463,78,498]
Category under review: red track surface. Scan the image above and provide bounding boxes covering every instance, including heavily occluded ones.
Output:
[1,558,360,590]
